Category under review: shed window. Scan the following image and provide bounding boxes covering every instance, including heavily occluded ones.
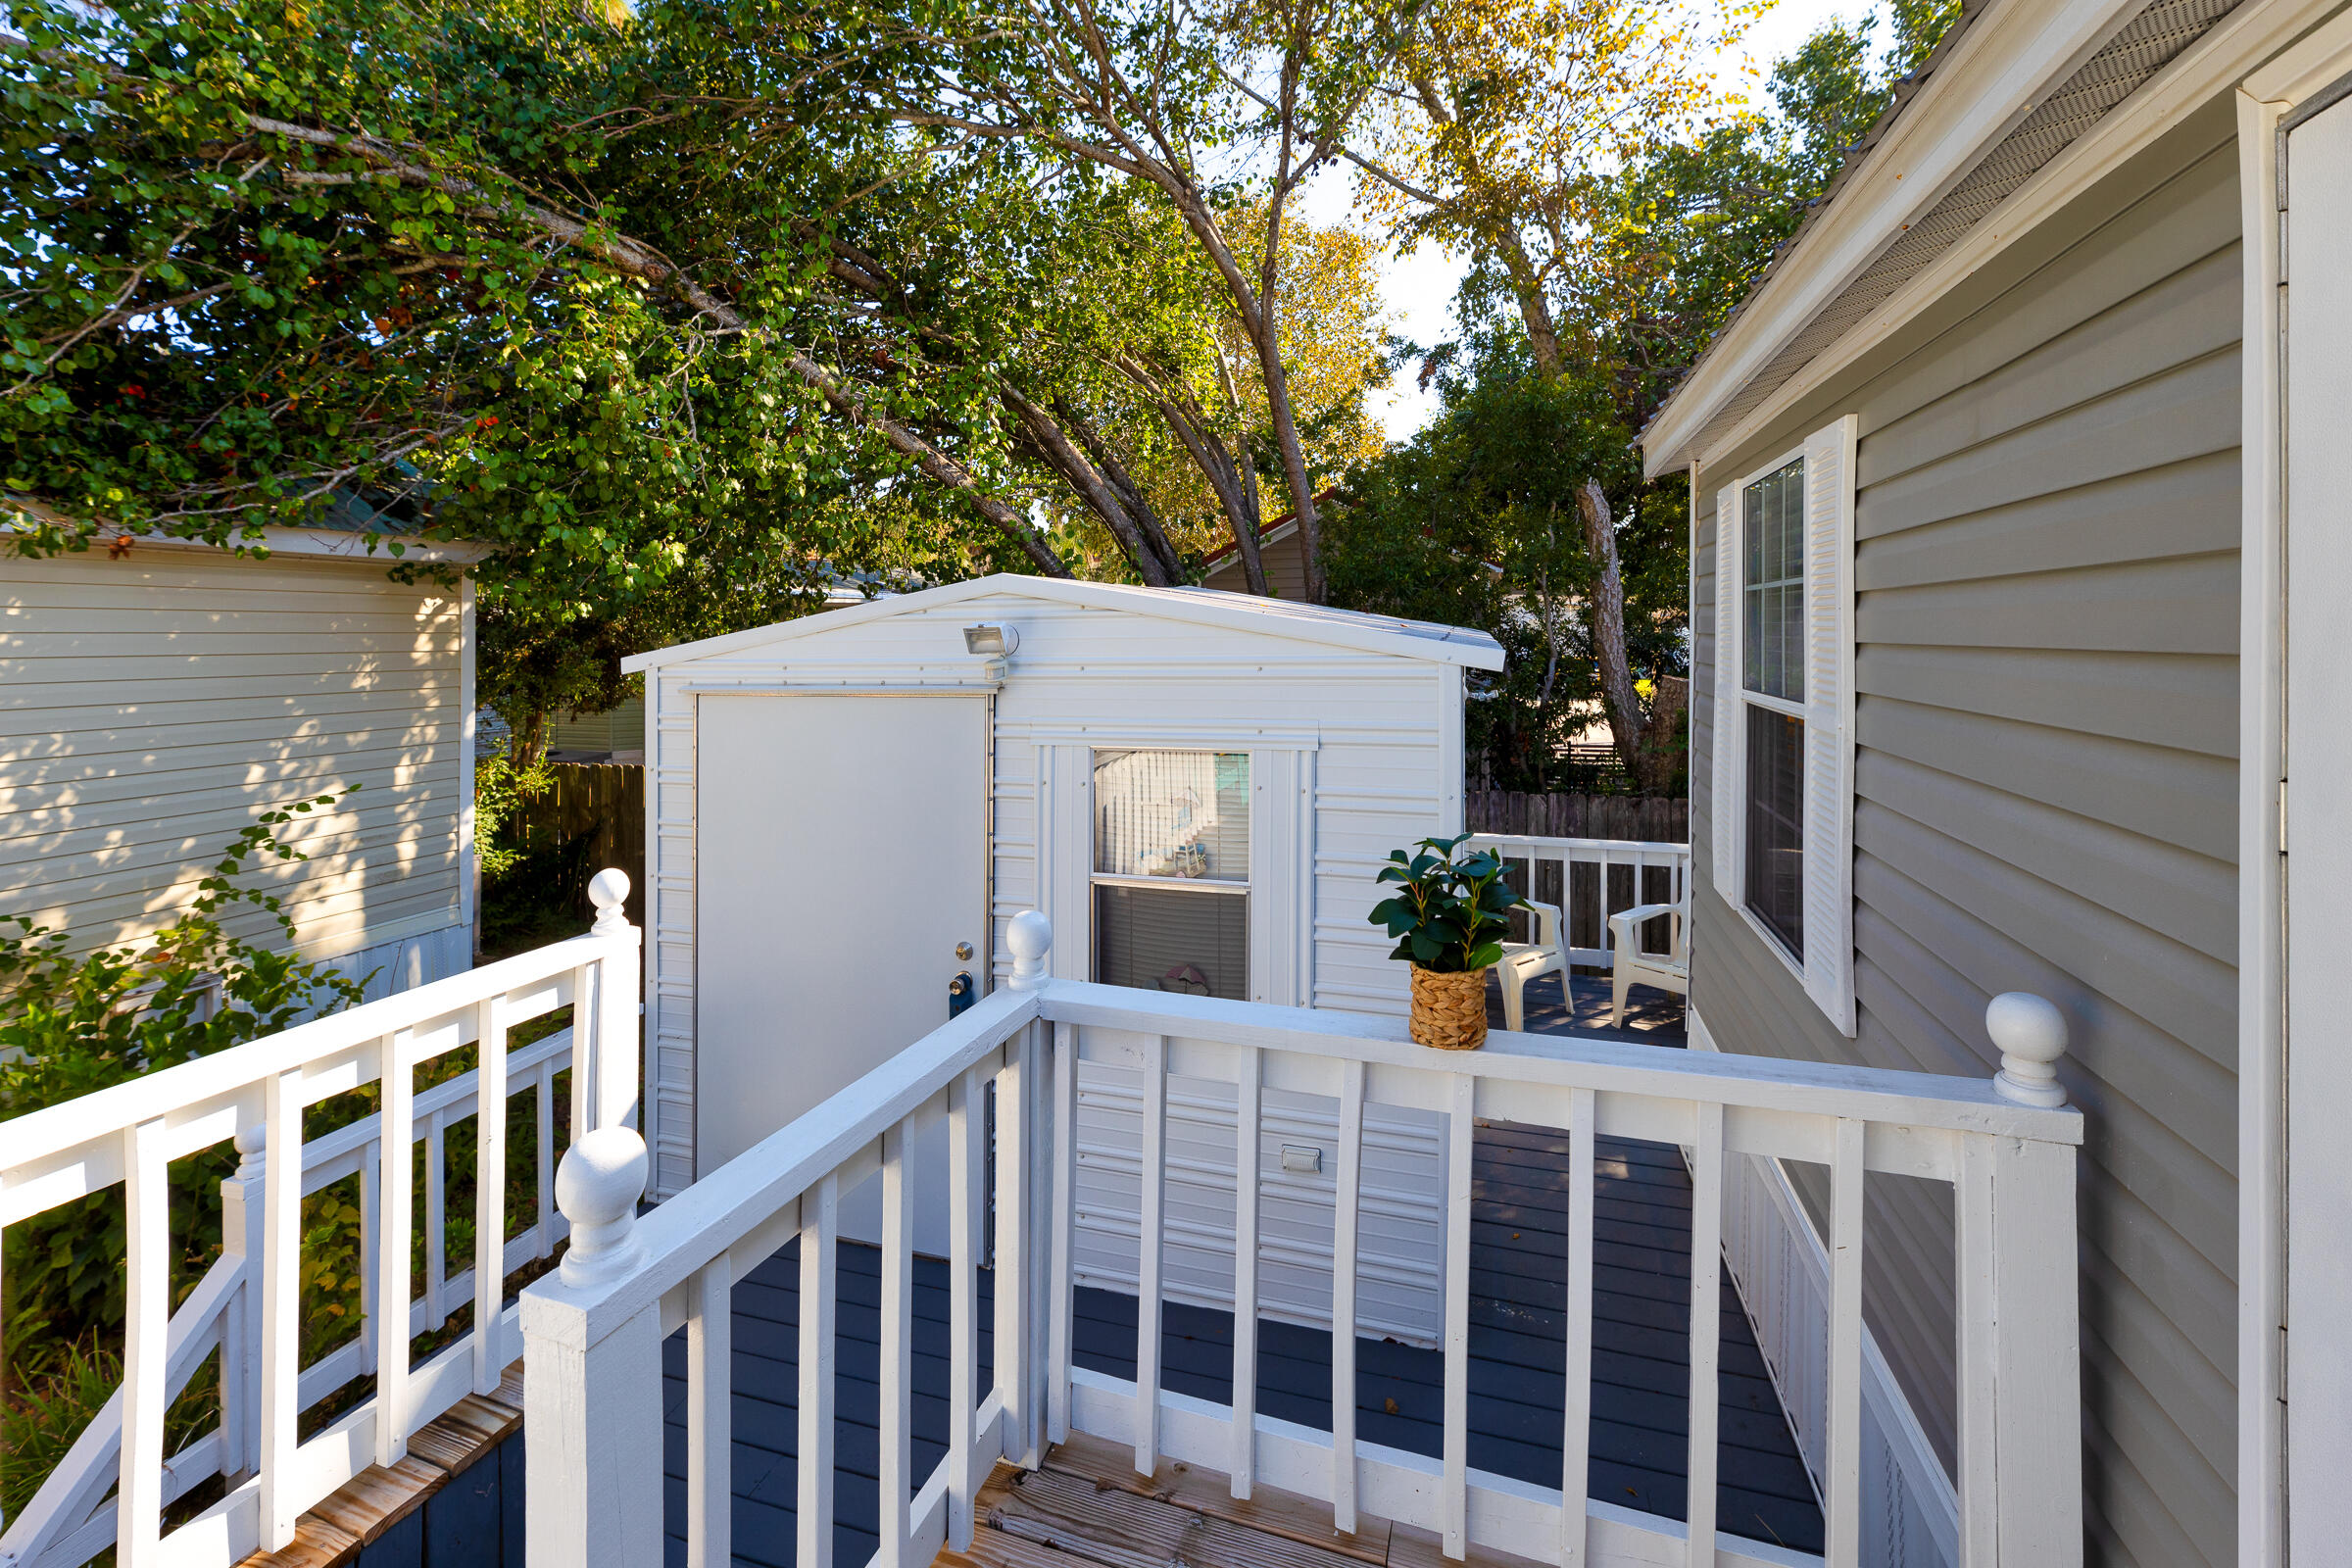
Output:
[1092,750,1249,1002]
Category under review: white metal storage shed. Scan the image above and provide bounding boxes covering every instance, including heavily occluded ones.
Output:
[624,574,1502,1342]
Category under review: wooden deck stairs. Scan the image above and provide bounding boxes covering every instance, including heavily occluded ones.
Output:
[950,1433,1543,1568]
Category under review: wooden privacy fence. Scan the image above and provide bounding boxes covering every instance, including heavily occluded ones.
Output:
[1466,790,1688,843]
[512,763,647,925]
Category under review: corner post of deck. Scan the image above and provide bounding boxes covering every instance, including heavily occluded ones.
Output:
[588,868,643,1135]
[1958,994,2084,1567]
[524,1127,662,1568]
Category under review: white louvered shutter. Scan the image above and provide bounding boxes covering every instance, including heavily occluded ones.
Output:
[1799,416,1859,1035]
[1711,484,1742,894]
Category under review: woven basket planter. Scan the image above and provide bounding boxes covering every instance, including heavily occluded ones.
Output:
[1409,963,1492,1051]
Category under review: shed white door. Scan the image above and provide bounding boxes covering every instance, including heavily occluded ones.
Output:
[2284,86,2352,1553]
[695,692,989,1253]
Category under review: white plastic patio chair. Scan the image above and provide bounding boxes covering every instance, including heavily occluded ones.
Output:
[1496,899,1567,1033]
[1606,899,1690,1026]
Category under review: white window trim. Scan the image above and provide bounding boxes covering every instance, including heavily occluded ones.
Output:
[1711,415,1859,1035]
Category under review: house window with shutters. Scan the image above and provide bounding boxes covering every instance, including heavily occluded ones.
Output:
[1711,416,1858,1034]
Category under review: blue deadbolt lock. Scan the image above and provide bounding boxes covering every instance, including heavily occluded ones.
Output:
[948,971,975,1019]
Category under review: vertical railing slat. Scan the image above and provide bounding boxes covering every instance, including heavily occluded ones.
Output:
[686,1254,732,1568]
[359,1139,380,1365]
[117,1117,170,1568]
[1559,1087,1595,1568]
[260,1067,304,1550]
[376,1032,413,1464]
[1331,1058,1366,1533]
[1048,1022,1078,1446]
[473,996,509,1393]
[878,1122,914,1568]
[1230,1046,1262,1500]
[1686,1102,1725,1565]
[1441,1075,1476,1559]
[425,1107,449,1331]
[1133,1036,1170,1477]
[950,1065,984,1547]
[1826,1117,1867,1565]
[996,1025,1034,1466]
[568,963,596,1141]
[536,1057,558,1257]
[798,1173,840,1568]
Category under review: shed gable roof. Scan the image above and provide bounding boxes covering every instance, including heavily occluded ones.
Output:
[622,573,1507,673]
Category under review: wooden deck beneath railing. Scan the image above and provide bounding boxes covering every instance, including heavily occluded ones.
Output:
[947,1432,1525,1568]
[655,1127,1823,1567]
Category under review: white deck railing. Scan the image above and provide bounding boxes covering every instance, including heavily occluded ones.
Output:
[0,874,641,1568]
[526,912,2084,1568]
[1464,835,1691,966]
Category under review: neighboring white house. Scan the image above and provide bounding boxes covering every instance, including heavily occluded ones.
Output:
[623,573,1503,1340]
[0,524,482,997]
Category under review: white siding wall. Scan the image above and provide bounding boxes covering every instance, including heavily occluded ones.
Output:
[0,544,469,977]
[640,591,1467,1338]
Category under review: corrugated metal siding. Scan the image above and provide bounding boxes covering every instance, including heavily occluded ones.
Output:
[1690,131,2240,1568]
[0,547,467,963]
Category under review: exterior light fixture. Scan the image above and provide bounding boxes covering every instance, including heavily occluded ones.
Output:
[963,623,1019,656]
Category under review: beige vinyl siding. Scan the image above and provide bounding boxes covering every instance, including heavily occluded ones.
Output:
[548,694,645,755]
[0,546,467,964]
[1201,523,1309,599]
[1690,106,2240,1568]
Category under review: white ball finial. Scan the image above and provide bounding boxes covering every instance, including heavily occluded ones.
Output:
[1986,992,2069,1107]
[233,1121,268,1179]
[556,1126,648,1286]
[589,868,632,935]
[1005,909,1054,991]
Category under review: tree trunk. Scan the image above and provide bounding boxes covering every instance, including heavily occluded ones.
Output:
[514,710,550,769]
[1001,384,1173,585]
[1573,476,1647,782]
[1057,397,1188,583]
[1145,374,1270,595]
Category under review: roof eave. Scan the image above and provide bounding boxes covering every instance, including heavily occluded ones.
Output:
[1641,0,2148,480]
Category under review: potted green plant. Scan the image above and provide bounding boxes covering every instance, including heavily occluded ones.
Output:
[1369,834,1527,1050]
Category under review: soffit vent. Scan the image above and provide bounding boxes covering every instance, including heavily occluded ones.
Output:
[1680,0,2242,465]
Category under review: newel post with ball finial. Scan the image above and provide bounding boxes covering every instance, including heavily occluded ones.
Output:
[584,868,642,1140]
[1955,990,2085,1564]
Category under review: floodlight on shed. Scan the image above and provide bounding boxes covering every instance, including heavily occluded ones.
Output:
[963,623,1019,656]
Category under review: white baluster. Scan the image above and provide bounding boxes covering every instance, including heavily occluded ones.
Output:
[1331,1059,1366,1533]
[259,1068,304,1550]
[219,1122,268,1481]
[555,1127,648,1287]
[686,1254,732,1568]
[1826,1118,1866,1565]
[426,1106,449,1331]
[1441,1076,1474,1558]
[535,1057,557,1256]
[996,1024,1035,1468]
[949,1065,984,1545]
[1048,1021,1078,1446]
[878,1123,914,1568]
[377,1032,414,1464]
[1987,992,2070,1107]
[1230,1047,1262,1501]
[1686,1102,1725,1565]
[1134,1036,1169,1478]
[474,994,510,1393]
[118,1117,170,1568]
[798,1173,840,1568]
[1559,1088,1595,1568]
